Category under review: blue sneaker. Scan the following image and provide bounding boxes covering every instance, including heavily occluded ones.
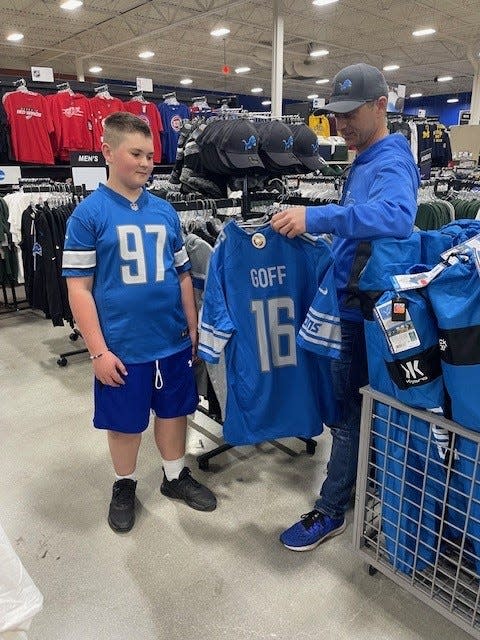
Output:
[280,509,346,551]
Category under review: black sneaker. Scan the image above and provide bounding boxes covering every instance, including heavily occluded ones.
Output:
[160,467,217,511]
[108,479,137,533]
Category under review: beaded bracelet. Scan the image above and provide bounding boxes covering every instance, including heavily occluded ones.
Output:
[89,351,108,360]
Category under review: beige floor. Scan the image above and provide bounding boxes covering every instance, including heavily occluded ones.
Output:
[0,308,473,640]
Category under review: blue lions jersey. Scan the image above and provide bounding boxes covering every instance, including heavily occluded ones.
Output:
[428,252,480,431]
[198,221,340,445]
[62,184,191,363]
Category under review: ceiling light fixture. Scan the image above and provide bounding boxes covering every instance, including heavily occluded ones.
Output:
[437,75,453,82]
[447,97,459,103]
[312,0,339,6]
[307,93,319,100]
[309,49,329,58]
[235,66,250,74]
[180,78,193,85]
[315,78,329,84]
[6,32,24,42]
[409,92,423,98]
[261,100,272,106]
[383,64,399,71]
[89,66,102,73]
[210,27,230,37]
[60,0,83,9]
[138,51,154,59]
[412,27,436,36]
[251,87,263,93]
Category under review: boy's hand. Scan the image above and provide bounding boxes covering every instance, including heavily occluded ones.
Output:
[271,206,306,238]
[190,329,199,362]
[93,351,128,387]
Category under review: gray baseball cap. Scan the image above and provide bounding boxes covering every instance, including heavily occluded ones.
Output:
[326,63,389,114]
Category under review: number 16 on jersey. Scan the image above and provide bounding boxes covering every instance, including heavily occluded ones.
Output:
[251,297,297,373]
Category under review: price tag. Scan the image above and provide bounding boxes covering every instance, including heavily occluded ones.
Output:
[374,300,420,355]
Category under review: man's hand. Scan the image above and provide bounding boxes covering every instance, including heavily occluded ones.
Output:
[93,351,127,387]
[270,206,307,238]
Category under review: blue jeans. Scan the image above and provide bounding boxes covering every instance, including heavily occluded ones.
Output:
[314,319,368,520]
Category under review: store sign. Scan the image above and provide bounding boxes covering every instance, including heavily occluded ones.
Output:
[70,151,107,191]
[136,77,153,92]
[0,166,21,185]
[312,97,326,109]
[459,110,471,125]
[418,108,426,118]
[31,66,54,82]
[419,148,432,180]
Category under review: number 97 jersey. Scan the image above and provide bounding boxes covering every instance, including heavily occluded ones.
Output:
[62,184,191,363]
[198,221,341,446]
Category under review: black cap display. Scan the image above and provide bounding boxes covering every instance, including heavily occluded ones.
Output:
[256,120,300,173]
[290,124,326,172]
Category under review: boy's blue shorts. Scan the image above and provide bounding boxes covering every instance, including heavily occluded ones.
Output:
[93,346,199,434]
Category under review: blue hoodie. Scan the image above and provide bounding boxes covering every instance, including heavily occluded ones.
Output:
[306,134,420,321]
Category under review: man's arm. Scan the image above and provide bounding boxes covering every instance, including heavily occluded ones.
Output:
[66,276,127,386]
[272,161,418,240]
[179,271,198,359]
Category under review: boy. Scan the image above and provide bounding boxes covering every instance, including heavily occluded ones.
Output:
[62,112,216,533]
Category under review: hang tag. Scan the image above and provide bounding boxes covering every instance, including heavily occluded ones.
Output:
[374,299,420,354]
[391,297,407,321]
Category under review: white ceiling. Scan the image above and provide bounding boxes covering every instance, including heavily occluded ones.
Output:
[1,0,479,101]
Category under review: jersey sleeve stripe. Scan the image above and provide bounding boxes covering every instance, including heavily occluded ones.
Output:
[198,344,220,362]
[298,326,342,348]
[199,325,230,355]
[307,307,341,325]
[62,250,96,269]
[174,246,189,267]
[200,322,231,339]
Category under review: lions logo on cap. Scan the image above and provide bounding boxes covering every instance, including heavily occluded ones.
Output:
[251,232,266,249]
[339,78,353,93]
[243,135,257,151]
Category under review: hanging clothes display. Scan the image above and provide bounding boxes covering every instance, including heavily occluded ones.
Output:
[2,84,55,165]
[198,220,341,446]
[46,87,94,161]
[123,96,163,163]
[157,94,189,163]
[89,87,124,151]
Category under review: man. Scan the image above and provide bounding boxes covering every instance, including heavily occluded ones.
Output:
[271,63,420,551]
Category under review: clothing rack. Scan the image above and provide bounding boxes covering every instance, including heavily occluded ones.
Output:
[170,189,319,469]
[93,84,109,94]
[56,328,87,367]
[0,284,29,315]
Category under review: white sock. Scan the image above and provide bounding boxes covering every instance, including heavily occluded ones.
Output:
[115,471,137,482]
[163,457,185,481]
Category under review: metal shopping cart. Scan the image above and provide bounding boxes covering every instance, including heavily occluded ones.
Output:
[353,386,480,639]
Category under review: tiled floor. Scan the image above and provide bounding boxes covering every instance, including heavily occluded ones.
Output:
[1,309,474,639]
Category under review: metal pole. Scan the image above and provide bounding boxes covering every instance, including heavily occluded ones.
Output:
[470,65,480,125]
[75,58,85,82]
[271,0,284,117]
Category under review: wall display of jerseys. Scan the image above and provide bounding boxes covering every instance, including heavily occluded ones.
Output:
[198,220,341,446]
[357,220,480,577]
[388,119,452,177]
[1,83,173,165]
[170,118,328,198]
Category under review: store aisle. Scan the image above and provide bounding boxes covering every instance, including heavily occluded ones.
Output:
[1,310,472,640]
